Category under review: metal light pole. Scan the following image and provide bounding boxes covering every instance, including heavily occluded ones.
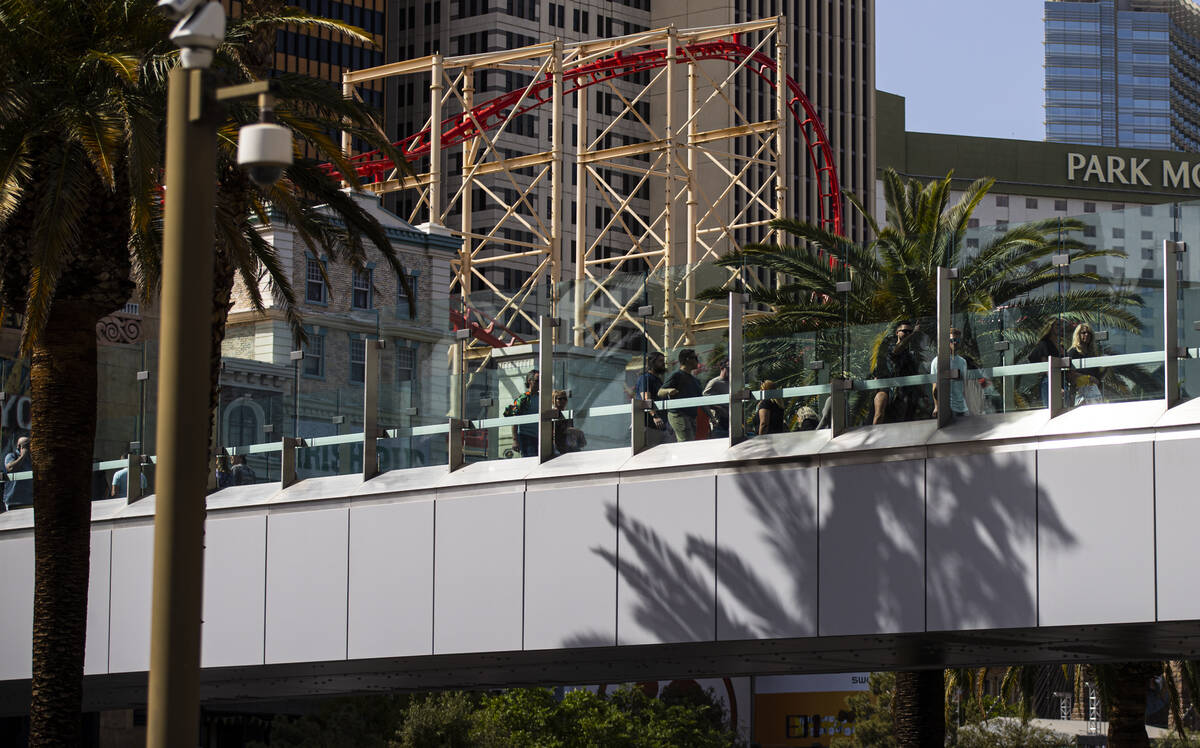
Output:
[146,60,218,748]
[147,2,291,744]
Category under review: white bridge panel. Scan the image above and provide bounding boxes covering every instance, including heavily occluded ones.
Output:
[617,476,716,646]
[0,534,32,680]
[107,524,154,674]
[265,508,349,664]
[84,529,112,675]
[819,461,925,637]
[926,451,1038,631]
[1155,437,1200,621]
[202,514,266,668]
[348,500,434,660]
[434,491,524,655]
[1038,442,1155,627]
[524,483,618,650]
[715,468,818,641]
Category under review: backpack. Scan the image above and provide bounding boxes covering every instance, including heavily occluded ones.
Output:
[504,391,533,417]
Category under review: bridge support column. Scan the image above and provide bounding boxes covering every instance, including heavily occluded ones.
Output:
[362,339,384,480]
[1165,239,1187,408]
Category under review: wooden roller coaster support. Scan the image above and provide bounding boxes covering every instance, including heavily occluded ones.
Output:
[429,54,444,225]
[684,41,698,348]
[662,27,678,349]
[549,40,564,321]
[573,62,589,349]
[774,17,789,255]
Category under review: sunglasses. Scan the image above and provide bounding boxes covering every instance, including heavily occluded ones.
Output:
[897,328,913,335]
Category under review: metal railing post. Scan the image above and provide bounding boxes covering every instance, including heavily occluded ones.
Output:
[538,315,557,462]
[280,437,302,489]
[631,399,648,455]
[448,417,465,471]
[126,452,143,503]
[830,378,851,437]
[728,292,747,446]
[1165,239,1187,408]
[1048,357,1069,418]
[935,267,956,427]
[362,339,384,480]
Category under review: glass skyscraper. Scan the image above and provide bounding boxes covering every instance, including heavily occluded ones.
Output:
[1044,0,1200,150]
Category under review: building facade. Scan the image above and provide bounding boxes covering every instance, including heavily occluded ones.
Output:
[220,193,460,477]
[1044,0,1200,150]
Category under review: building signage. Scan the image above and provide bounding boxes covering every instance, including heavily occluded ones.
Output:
[1068,152,1200,190]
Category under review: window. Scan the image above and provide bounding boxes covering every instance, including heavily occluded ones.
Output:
[306,258,326,303]
[1084,263,1098,274]
[995,195,1009,207]
[1112,203,1124,211]
[967,218,979,229]
[1055,199,1068,212]
[995,220,1008,231]
[396,272,419,319]
[1142,248,1155,260]
[1026,198,1038,209]
[966,238,979,249]
[1083,225,1097,237]
[352,268,373,309]
[1084,202,1096,213]
[303,332,325,378]
[395,344,420,401]
[350,337,365,384]
[1141,205,1154,217]
[1141,268,1155,279]
[1141,230,1154,240]
[1112,227,1124,239]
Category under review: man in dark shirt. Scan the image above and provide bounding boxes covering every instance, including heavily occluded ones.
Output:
[658,348,702,441]
[634,352,670,445]
[872,321,922,425]
[4,435,32,509]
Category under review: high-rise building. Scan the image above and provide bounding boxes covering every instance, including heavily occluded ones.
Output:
[1044,0,1200,150]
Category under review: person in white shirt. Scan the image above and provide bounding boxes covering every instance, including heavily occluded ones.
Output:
[931,327,970,419]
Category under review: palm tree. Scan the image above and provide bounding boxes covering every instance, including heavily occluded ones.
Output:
[703,168,1142,401]
[0,1,409,741]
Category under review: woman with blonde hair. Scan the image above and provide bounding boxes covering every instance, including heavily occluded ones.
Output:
[1067,323,1105,405]
[757,380,787,435]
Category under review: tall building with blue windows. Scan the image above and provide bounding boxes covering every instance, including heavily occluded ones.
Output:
[1044,0,1200,151]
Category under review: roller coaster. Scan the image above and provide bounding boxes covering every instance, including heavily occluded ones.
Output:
[333,18,842,352]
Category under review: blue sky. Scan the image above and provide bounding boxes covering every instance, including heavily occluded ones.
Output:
[875,0,1046,142]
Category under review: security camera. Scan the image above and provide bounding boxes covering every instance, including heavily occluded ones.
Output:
[168,2,226,69]
[237,122,293,188]
[156,0,205,20]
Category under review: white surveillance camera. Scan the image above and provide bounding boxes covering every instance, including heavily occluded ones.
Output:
[168,2,226,69]
[237,122,293,188]
[156,0,205,20]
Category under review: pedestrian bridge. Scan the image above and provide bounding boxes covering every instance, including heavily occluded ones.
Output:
[3,397,1200,712]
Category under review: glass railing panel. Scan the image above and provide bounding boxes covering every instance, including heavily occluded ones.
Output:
[375,299,455,471]
[742,324,833,436]
[292,386,365,480]
[847,317,937,428]
[1175,201,1200,403]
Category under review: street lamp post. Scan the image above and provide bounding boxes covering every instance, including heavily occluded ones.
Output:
[147,2,291,745]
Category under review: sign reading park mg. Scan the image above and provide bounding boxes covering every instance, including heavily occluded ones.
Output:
[1068,152,1200,190]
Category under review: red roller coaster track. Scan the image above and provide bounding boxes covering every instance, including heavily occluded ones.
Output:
[326,38,843,235]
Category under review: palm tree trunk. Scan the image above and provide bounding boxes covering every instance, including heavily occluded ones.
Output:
[1107,662,1157,748]
[893,669,944,748]
[28,301,101,747]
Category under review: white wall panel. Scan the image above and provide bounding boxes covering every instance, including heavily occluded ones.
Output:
[716,469,817,640]
[524,484,618,650]
[84,529,112,675]
[927,451,1037,631]
[820,461,925,636]
[108,524,154,673]
[202,514,266,668]
[1038,442,1155,627]
[0,535,33,680]
[1157,437,1200,621]
[348,500,434,659]
[265,509,348,664]
[617,476,716,646]
[434,491,524,654]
